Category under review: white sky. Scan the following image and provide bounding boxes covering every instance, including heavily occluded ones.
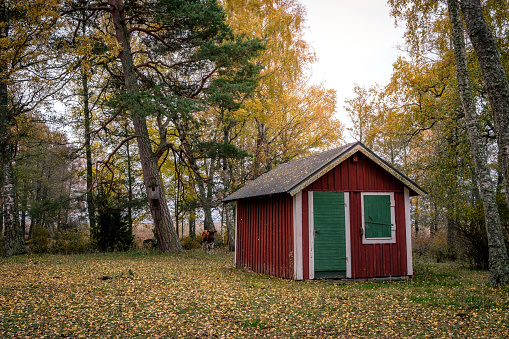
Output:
[299,0,405,133]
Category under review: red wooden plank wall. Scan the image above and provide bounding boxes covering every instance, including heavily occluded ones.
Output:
[304,151,409,278]
[236,195,294,279]
[305,152,403,192]
[347,192,407,278]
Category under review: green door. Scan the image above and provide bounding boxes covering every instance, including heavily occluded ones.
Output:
[313,192,347,278]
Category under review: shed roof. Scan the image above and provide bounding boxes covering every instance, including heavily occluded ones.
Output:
[223,142,426,202]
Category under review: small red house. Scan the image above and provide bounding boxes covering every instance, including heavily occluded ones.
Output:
[223,142,425,280]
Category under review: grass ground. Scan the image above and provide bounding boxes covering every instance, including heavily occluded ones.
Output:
[0,249,508,338]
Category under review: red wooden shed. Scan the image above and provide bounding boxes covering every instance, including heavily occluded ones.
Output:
[223,142,426,280]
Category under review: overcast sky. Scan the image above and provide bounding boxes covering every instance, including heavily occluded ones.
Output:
[298,0,406,131]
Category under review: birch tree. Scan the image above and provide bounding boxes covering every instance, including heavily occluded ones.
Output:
[448,0,509,285]
[459,0,509,212]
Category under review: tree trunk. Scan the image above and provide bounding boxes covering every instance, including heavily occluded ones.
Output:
[204,160,216,232]
[20,180,28,237]
[221,127,235,251]
[413,198,420,235]
[109,0,181,252]
[126,135,133,236]
[253,118,268,179]
[460,0,509,211]
[446,214,457,260]
[0,187,3,237]
[82,20,96,232]
[448,0,509,285]
[28,158,45,239]
[200,175,215,232]
[2,158,26,257]
[1,3,25,257]
[225,203,235,252]
[186,150,215,232]
[188,207,196,238]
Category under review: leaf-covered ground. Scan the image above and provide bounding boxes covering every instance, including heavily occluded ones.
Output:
[1,250,508,338]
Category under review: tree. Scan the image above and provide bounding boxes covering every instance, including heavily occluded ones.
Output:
[63,0,263,252]
[222,0,343,179]
[0,2,23,256]
[345,85,378,144]
[1,0,63,256]
[448,0,509,285]
[383,0,509,283]
[92,185,133,252]
[459,0,509,212]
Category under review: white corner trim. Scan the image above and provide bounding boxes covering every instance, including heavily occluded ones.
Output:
[344,192,351,278]
[361,192,396,244]
[308,192,314,280]
[234,203,238,266]
[293,192,303,280]
[405,187,413,276]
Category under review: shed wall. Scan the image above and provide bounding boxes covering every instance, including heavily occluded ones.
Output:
[236,194,294,279]
[305,151,404,193]
[304,151,409,278]
[348,191,408,278]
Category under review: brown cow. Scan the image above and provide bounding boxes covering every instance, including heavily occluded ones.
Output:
[201,229,217,254]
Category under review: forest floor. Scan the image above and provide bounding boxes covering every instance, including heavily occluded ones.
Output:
[0,249,508,338]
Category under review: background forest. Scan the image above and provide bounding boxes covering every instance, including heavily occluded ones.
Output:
[0,0,508,282]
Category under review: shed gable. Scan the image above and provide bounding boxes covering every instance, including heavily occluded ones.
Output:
[304,151,405,193]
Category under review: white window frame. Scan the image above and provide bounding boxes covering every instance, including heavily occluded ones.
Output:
[361,192,396,244]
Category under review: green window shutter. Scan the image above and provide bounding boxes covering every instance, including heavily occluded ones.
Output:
[364,194,392,238]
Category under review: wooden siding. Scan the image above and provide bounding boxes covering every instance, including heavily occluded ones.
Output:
[304,151,409,278]
[348,191,407,278]
[304,151,404,193]
[236,195,294,279]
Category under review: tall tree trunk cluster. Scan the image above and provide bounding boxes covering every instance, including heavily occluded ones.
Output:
[1,2,26,256]
[447,0,509,285]
[460,0,509,212]
[109,0,181,252]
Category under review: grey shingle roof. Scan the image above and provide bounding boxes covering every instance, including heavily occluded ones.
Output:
[223,142,426,202]
[223,143,356,202]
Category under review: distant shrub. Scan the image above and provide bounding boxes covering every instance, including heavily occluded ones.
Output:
[92,204,133,252]
[454,194,509,269]
[25,227,92,255]
[430,230,448,263]
[52,229,90,254]
[181,235,201,250]
[412,231,431,257]
[28,226,51,254]
[91,188,133,252]
[142,238,158,249]
[455,203,490,270]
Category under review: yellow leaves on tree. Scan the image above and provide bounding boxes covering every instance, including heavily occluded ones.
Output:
[222,0,343,177]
